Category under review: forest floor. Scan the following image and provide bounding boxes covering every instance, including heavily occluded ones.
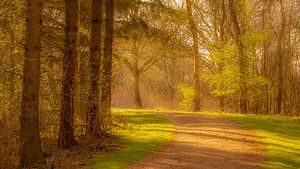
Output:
[126,112,265,169]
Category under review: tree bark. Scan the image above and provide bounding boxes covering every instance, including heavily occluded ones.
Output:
[9,30,15,101]
[218,97,225,112]
[262,0,270,114]
[98,0,114,134]
[228,0,248,113]
[59,0,79,148]
[87,0,103,138]
[20,0,45,167]
[186,0,201,112]
[217,0,226,112]
[276,0,286,114]
[133,70,142,108]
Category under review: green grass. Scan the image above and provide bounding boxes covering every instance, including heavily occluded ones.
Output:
[86,108,299,169]
[89,109,175,169]
[197,112,300,169]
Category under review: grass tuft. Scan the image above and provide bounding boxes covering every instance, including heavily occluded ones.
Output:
[89,110,175,169]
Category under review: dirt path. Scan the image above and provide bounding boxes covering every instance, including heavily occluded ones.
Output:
[126,113,265,169]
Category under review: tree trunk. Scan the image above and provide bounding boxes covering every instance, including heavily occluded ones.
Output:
[9,30,15,101]
[276,0,286,114]
[20,0,45,167]
[99,0,114,134]
[186,0,201,112]
[262,0,270,114]
[217,0,226,112]
[78,2,90,127]
[133,70,142,108]
[87,0,103,138]
[59,0,79,149]
[228,0,248,113]
[218,97,225,112]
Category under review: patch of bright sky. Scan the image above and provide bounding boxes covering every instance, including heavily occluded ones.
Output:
[176,0,182,4]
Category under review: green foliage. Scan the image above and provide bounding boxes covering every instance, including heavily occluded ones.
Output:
[241,29,272,47]
[178,84,194,111]
[246,75,269,102]
[205,45,240,96]
[205,30,270,102]
[205,44,239,96]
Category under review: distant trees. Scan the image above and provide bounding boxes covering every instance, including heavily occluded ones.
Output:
[190,0,300,115]
[115,34,165,108]
[20,0,45,167]
[114,0,183,108]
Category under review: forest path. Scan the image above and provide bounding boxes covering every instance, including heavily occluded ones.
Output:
[126,112,265,169]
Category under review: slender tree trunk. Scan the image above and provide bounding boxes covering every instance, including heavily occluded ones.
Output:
[59,0,79,148]
[87,0,103,138]
[133,70,142,108]
[262,1,270,114]
[228,0,248,113]
[276,0,286,114]
[218,97,225,111]
[168,76,175,102]
[99,0,114,134]
[78,4,90,127]
[217,0,226,112]
[186,0,201,112]
[20,0,45,167]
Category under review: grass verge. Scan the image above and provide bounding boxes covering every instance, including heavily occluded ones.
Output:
[198,112,300,169]
[89,109,174,169]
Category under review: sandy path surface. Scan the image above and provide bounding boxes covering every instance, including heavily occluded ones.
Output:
[126,113,265,169]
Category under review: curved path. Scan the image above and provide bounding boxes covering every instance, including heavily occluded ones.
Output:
[127,112,265,169]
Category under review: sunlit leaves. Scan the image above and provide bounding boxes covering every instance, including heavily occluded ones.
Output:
[205,30,270,102]
[178,84,194,111]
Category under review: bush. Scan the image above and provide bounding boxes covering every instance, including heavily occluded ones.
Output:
[178,84,194,111]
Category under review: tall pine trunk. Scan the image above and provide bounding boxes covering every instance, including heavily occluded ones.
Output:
[20,0,45,167]
[59,0,79,148]
[186,0,201,112]
[99,0,114,134]
[87,0,103,138]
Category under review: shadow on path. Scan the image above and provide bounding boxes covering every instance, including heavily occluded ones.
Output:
[126,113,266,169]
